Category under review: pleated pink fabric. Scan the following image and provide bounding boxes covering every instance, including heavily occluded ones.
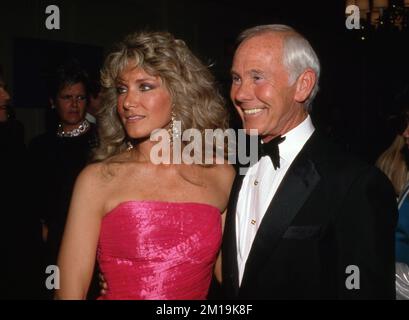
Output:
[97,201,221,300]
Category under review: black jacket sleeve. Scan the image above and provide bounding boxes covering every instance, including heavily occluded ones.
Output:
[335,167,397,299]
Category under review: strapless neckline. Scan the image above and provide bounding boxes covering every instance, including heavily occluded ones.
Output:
[104,200,221,219]
[97,198,222,299]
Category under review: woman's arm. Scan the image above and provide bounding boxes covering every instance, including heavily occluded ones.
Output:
[214,164,235,284]
[54,164,105,299]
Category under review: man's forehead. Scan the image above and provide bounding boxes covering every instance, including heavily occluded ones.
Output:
[233,43,279,69]
[240,33,284,51]
[234,35,283,64]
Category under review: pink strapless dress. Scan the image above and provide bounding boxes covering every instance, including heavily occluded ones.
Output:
[97,201,221,300]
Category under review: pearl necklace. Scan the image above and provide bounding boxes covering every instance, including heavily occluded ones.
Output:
[56,120,90,138]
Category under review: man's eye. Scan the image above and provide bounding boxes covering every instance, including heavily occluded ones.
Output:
[61,95,71,100]
[232,75,241,84]
[77,96,86,101]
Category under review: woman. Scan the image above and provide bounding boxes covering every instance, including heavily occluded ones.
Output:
[376,135,409,196]
[376,98,409,299]
[396,181,409,299]
[56,31,235,300]
[29,62,98,268]
[376,101,409,196]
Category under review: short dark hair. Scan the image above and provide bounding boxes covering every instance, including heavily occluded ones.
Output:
[49,60,89,99]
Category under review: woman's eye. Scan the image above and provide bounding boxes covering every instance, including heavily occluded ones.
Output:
[116,87,127,94]
[140,83,153,91]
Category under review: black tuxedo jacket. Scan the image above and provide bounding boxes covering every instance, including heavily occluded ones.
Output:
[221,131,397,299]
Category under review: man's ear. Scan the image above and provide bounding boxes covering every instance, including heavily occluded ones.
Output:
[294,69,316,104]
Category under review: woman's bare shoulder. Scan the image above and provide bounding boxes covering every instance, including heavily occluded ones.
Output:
[199,164,235,212]
[76,158,128,191]
[206,163,236,191]
[81,152,134,182]
[212,163,236,181]
[74,162,109,194]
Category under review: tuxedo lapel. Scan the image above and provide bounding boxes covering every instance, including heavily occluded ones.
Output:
[222,171,245,296]
[240,142,321,291]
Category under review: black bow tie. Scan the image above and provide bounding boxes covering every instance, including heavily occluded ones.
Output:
[258,135,286,170]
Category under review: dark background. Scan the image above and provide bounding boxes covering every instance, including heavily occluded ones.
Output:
[1,0,409,163]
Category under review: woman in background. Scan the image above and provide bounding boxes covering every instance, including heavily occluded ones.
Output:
[28,62,100,298]
[376,96,409,299]
[376,126,409,197]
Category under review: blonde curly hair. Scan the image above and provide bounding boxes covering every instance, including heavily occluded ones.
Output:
[93,31,228,162]
[376,134,409,196]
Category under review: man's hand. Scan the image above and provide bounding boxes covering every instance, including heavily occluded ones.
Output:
[99,273,108,296]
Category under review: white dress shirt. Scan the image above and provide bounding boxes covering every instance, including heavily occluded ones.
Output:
[236,115,315,285]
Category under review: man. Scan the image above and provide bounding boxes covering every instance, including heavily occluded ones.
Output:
[221,24,397,299]
[0,66,43,298]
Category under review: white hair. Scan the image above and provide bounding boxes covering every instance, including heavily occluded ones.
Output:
[238,24,321,111]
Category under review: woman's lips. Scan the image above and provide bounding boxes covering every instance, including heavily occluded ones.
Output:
[126,115,146,121]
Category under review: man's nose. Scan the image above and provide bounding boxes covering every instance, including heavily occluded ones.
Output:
[232,81,253,103]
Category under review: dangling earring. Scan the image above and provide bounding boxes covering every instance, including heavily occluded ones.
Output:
[168,110,180,143]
